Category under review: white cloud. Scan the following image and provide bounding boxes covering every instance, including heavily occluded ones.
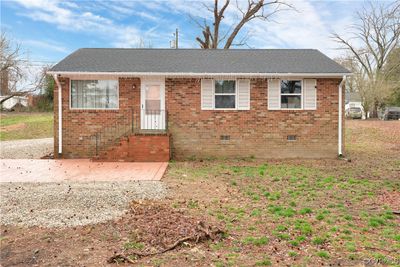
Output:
[137,12,159,21]
[12,0,143,48]
[112,28,142,48]
[157,0,360,57]
[10,0,360,56]
[61,1,79,9]
[15,0,114,31]
[23,40,70,53]
[239,0,358,58]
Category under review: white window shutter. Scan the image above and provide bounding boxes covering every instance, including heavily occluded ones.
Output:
[268,79,280,110]
[304,79,317,110]
[237,79,250,110]
[201,79,213,110]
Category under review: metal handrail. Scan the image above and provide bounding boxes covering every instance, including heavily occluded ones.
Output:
[91,108,167,157]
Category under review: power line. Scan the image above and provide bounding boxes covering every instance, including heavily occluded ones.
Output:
[16,59,57,64]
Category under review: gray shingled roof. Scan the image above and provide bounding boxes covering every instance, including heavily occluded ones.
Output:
[50,48,350,74]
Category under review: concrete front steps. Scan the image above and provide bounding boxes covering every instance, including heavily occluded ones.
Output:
[93,133,170,162]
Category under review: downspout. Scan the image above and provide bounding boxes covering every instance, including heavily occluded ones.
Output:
[53,74,62,155]
[338,75,346,156]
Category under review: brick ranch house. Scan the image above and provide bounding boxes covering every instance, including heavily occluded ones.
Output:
[48,49,350,161]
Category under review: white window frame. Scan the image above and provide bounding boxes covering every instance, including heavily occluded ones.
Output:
[69,79,119,110]
[279,79,303,110]
[213,79,237,110]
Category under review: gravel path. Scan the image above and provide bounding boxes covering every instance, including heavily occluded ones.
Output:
[0,181,167,228]
[0,138,53,159]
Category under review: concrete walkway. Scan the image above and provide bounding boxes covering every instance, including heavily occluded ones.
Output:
[0,159,168,183]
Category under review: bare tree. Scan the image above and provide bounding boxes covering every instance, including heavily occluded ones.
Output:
[0,32,43,106]
[332,1,400,116]
[1,32,21,96]
[136,38,153,48]
[384,47,400,105]
[193,0,292,49]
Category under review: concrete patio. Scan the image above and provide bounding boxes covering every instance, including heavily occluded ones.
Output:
[0,159,168,183]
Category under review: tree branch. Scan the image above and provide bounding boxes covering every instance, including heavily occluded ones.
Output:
[193,0,293,49]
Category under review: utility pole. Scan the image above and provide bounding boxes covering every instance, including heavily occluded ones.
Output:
[170,28,179,49]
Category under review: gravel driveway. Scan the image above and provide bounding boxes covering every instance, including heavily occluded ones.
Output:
[0,138,53,159]
[0,181,167,228]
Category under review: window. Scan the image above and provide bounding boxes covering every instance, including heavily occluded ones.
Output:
[201,79,250,110]
[280,80,302,109]
[214,80,236,109]
[70,80,118,109]
[145,84,161,115]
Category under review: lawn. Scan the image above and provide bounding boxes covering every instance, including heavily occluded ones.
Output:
[0,120,399,266]
[0,112,53,141]
[160,120,399,266]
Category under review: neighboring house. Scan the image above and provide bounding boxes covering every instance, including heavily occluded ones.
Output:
[345,91,362,107]
[0,95,29,110]
[48,49,350,161]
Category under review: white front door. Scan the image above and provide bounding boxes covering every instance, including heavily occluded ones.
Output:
[141,79,165,130]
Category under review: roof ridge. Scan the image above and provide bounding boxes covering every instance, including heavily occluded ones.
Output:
[77,48,319,51]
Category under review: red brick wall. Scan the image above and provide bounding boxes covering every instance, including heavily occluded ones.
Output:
[94,134,170,162]
[165,78,343,159]
[127,134,170,162]
[54,77,140,158]
[54,77,343,159]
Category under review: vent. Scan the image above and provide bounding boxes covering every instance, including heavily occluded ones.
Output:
[220,135,230,141]
[287,135,297,141]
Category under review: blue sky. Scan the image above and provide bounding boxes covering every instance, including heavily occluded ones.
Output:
[1,0,369,66]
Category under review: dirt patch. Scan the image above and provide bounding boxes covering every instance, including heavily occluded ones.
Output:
[376,191,400,212]
[0,122,26,132]
[109,201,224,263]
[122,201,223,252]
[0,201,224,266]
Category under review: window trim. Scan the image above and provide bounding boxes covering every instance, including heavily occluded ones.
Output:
[69,79,120,110]
[213,79,237,110]
[279,79,303,110]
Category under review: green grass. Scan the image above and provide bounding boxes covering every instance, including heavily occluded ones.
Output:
[255,257,272,266]
[162,121,400,266]
[299,208,313,215]
[312,236,328,245]
[0,112,53,140]
[123,241,145,250]
[316,251,330,259]
[242,236,269,246]
[170,160,398,264]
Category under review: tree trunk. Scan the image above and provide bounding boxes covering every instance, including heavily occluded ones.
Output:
[370,101,380,118]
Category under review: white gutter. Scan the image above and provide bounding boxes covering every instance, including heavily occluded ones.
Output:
[338,75,346,156]
[53,74,62,155]
[46,71,350,78]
